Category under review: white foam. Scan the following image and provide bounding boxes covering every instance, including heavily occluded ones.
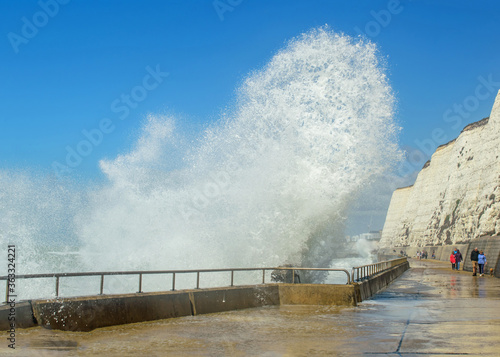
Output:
[1,28,402,298]
[77,27,401,273]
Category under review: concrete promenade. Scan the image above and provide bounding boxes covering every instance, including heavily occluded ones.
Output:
[1,258,500,356]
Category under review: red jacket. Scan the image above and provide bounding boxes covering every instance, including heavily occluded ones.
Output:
[450,254,456,264]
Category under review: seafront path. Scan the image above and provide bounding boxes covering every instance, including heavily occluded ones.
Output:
[2,258,500,356]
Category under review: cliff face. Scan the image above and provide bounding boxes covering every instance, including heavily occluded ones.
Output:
[381,90,500,247]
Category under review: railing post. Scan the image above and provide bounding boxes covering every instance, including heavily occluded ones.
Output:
[292,269,295,284]
[231,270,234,287]
[99,275,104,295]
[172,272,176,291]
[138,274,143,293]
[55,276,60,297]
[262,269,265,284]
[196,272,200,289]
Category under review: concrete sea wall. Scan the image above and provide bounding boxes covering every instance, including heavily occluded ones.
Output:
[379,236,500,275]
[0,261,409,332]
[354,261,410,301]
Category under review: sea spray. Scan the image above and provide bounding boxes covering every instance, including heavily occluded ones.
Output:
[1,27,402,297]
[0,170,86,298]
[77,28,401,275]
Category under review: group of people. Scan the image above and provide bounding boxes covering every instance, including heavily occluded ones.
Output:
[449,249,463,270]
[449,247,488,276]
[416,250,428,259]
[470,247,488,276]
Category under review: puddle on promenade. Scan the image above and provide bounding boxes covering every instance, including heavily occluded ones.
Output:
[1,305,370,356]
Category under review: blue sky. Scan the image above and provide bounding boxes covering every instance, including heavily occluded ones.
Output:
[1,0,500,180]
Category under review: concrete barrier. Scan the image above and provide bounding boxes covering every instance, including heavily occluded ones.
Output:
[0,263,409,332]
[278,284,357,306]
[354,261,410,302]
[0,301,37,330]
[190,285,280,315]
[31,290,193,332]
[25,284,356,331]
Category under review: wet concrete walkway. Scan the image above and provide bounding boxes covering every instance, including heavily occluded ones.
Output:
[2,258,500,356]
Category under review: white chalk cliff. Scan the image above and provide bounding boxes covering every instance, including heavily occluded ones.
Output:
[381,90,500,247]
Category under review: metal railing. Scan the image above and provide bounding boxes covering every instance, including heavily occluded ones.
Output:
[351,257,408,282]
[1,267,351,303]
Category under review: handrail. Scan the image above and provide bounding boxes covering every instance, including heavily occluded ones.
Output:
[1,267,351,303]
[351,257,408,282]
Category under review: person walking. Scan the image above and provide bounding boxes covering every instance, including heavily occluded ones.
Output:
[478,251,487,276]
[470,247,480,276]
[450,251,456,270]
[454,249,463,270]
